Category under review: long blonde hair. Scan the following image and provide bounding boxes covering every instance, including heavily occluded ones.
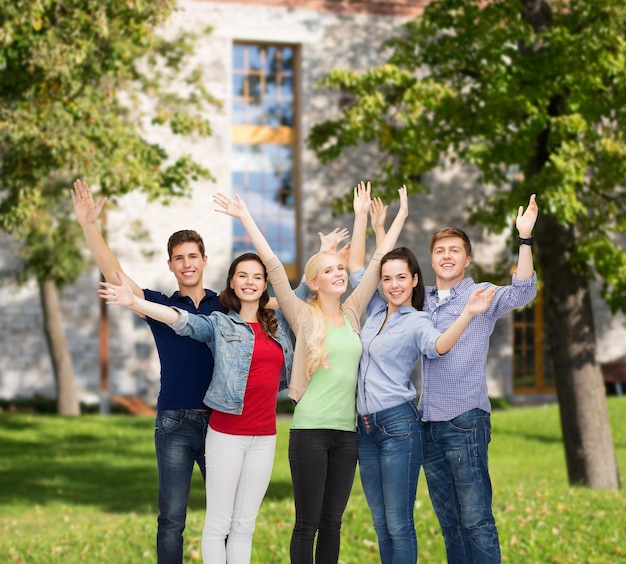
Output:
[301,251,341,376]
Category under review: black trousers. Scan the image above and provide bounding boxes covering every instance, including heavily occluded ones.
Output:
[288,428,358,564]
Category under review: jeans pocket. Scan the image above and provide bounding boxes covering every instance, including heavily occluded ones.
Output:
[448,409,480,432]
[381,416,415,439]
[155,411,184,435]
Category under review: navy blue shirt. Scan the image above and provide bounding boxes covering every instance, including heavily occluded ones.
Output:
[143,288,226,410]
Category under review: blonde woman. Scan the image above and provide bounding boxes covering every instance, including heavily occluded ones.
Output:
[213,183,408,564]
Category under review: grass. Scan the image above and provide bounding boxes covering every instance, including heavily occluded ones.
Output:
[1,397,625,563]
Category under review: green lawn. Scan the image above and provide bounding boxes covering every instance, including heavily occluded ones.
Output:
[1,397,624,563]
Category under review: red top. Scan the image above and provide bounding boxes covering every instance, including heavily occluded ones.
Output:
[209,322,284,436]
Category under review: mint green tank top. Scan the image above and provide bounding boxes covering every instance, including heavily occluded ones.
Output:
[291,317,362,431]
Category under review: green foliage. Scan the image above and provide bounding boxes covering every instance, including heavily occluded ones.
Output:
[308,0,626,312]
[0,399,625,562]
[0,0,217,287]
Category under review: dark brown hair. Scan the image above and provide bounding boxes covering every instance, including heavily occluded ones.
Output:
[219,253,278,337]
[167,230,206,260]
[380,247,425,311]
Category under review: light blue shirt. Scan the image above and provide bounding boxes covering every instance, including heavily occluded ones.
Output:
[351,269,441,415]
[419,273,537,421]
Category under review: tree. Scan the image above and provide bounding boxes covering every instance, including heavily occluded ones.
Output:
[0,0,217,414]
[308,0,625,488]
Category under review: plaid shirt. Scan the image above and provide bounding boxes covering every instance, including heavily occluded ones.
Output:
[418,273,537,421]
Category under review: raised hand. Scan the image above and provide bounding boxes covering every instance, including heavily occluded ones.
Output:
[98,272,135,307]
[373,184,409,256]
[398,185,408,215]
[370,197,388,238]
[466,286,497,315]
[318,228,350,252]
[71,179,107,226]
[214,191,275,262]
[353,181,372,216]
[436,283,497,354]
[516,194,538,238]
[338,242,351,266]
[213,192,250,220]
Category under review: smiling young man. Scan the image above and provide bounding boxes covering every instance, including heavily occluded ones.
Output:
[72,179,225,564]
[419,195,538,564]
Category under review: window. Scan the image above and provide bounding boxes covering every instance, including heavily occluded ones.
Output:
[513,290,555,393]
[231,43,299,279]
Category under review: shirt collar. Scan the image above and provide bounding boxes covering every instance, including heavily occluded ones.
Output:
[396,305,417,314]
[431,277,475,298]
[170,289,214,304]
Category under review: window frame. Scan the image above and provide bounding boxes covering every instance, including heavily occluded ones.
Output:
[230,41,301,280]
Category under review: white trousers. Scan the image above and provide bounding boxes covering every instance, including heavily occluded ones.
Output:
[202,427,276,563]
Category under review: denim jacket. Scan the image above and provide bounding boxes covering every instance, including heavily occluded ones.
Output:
[169,308,294,415]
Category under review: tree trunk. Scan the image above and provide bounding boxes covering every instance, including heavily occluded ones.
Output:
[535,215,619,488]
[38,278,80,416]
[521,0,619,489]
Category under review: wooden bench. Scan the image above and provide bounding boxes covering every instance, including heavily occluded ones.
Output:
[111,395,156,416]
[601,363,626,397]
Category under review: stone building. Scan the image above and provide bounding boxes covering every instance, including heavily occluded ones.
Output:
[1,0,624,408]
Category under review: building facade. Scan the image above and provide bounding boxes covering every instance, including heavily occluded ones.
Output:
[0,0,623,407]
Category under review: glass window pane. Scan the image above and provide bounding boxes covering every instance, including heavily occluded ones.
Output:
[233,74,245,98]
[231,44,297,264]
[248,46,261,71]
[281,48,294,72]
[265,82,278,100]
[280,76,293,98]
[232,170,245,191]
[247,102,263,125]
[280,102,293,126]
[265,47,277,73]
[233,45,245,70]
[233,221,246,242]
[525,327,533,344]
[232,45,294,127]
[231,143,295,263]
[262,102,279,127]
[246,75,262,98]
[247,171,265,194]
[276,173,294,208]
[232,101,245,125]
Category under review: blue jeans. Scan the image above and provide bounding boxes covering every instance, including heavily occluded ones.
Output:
[421,409,500,564]
[358,401,421,564]
[155,409,210,564]
[288,428,358,564]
